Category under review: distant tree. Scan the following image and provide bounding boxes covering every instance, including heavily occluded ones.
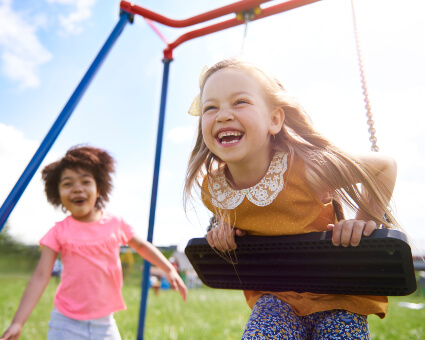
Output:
[0,222,41,272]
[0,223,18,250]
[0,223,40,256]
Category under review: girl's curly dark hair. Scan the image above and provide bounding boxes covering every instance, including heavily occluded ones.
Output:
[41,145,115,210]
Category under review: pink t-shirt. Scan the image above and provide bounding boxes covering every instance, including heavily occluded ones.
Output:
[40,211,135,320]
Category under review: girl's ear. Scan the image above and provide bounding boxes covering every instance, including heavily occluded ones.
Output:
[269,107,285,135]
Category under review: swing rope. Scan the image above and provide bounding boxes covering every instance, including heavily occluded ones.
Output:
[351,0,379,152]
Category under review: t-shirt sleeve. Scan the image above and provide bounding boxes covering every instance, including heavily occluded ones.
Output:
[119,218,135,245]
[40,225,61,253]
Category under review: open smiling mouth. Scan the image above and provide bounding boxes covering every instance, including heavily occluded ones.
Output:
[72,198,86,205]
[217,131,244,145]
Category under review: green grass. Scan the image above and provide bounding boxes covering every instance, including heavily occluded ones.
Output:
[368,293,425,340]
[1,272,424,339]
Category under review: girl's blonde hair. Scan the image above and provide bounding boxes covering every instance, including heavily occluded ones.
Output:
[184,58,398,229]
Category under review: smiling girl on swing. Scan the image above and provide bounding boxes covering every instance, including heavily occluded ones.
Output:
[184,58,399,339]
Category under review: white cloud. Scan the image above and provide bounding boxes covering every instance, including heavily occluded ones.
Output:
[47,0,96,35]
[0,123,63,244]
[0,123,39,177]
[0,0,98,88]
[167,125,197,144]
[0,0,52,89]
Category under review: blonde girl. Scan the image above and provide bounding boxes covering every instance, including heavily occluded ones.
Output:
[184,58,398,339]
[1,145,187,340]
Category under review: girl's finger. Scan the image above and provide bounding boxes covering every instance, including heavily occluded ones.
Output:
[205,230,215,248]
[350,220,365,247]
[331,220,343,246]
[363,220,377,236]
[235,229,244,237]
[340,220,355,247]
[214,228,226,252]
[179,283,187,301]
[226,229,237,250]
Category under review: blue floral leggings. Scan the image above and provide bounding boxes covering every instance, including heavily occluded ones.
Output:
[242,294,370,340]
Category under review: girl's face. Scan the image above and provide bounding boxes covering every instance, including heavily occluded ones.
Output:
[201,68,282,171]
[58,168,101,222]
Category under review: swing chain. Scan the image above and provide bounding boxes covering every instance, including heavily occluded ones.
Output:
[236,6,261,22]
[351,0,379,152]
[237,7,262,55]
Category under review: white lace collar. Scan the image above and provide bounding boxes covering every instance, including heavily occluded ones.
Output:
[208,152,288,209]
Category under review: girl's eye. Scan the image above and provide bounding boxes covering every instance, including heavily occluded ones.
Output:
[235,99,249,105]
[203,105,217,114]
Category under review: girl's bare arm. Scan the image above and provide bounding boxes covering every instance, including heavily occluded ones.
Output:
[128,236,187,301]
[354,152,397,219]
[327,153,397,247]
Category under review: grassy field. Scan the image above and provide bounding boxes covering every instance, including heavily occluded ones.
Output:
[1,271,424,340]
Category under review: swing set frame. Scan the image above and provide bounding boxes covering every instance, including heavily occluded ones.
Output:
[0,1,321,338]
[0,0,408,339]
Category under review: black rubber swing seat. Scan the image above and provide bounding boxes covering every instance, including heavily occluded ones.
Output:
[185,229,417,296]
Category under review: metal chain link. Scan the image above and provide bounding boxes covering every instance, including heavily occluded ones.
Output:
[351,0,379,152]
[238,7,261,55]
[241,10,253,54]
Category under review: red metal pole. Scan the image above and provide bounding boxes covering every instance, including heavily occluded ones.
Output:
[120,0,321,59]
[120,0,271,28]
[163,0,321,58]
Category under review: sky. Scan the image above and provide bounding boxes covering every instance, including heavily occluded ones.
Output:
[0,0,424,254]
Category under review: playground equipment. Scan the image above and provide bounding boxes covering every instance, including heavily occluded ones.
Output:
[0,0,414,339]
[0,1,326,338]
[185,229,417,296]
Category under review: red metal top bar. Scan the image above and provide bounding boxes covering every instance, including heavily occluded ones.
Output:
[120,0,321,59]
[164,0,321,58]
[120,0,271,28]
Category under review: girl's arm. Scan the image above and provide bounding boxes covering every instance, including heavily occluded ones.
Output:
[325,153,397,247]
[128,236,187,301]
[354,152,397,219]
[1,246,57,340]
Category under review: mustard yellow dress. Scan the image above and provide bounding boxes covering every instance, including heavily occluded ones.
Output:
[202,151,387,318]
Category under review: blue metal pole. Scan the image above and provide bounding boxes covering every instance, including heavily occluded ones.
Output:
[137,58,172,340]
[0,11,132,232]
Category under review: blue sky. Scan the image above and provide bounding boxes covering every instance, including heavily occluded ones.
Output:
[0,0,424,253]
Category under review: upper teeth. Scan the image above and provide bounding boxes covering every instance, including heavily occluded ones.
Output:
[218,131,242,139]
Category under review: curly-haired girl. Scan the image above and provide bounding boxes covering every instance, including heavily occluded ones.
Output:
[2,145,187,340]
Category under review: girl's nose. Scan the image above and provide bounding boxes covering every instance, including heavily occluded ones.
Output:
[216,109,234,123]
[72,184,83,192]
